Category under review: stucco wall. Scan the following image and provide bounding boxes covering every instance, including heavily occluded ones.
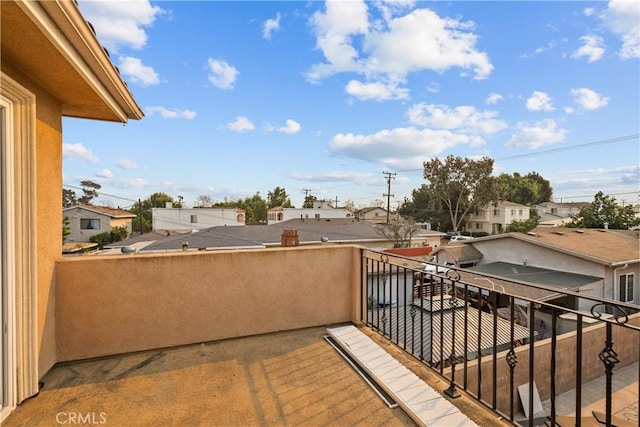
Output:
[55,245,361,361]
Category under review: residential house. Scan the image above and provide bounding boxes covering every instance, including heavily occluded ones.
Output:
[355,207,389,224]
[444,227,639,309]
[1,0,142,418]
[532,201,590,227]
[63,205,136,242]
[152,206,245,231]
[464,200,530,235]
[267,200,352,225]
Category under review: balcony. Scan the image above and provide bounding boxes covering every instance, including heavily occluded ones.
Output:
[3,245,639,426]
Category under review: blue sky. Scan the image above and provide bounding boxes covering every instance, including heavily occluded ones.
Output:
[63,0,640,210]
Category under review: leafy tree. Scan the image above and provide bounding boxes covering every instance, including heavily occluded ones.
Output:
[78,180,101,205]
[397,185,452,231]
[212,197,239,209]
[497,172,552,206]
[62,216,71,243]
[504,213,540,233]
[129,192,178,233]
[267,186,293,208]
[63,188,77,208]
[302,194,317,208]
[195,195,214,208]
[375,216,418,248]
[423,155,500,233]
[242,192,267,225]
[565,191,640,229]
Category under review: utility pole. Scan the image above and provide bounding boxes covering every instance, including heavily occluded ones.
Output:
[334,196,339,208]
[302,188,312,208]
[382,171,396,223]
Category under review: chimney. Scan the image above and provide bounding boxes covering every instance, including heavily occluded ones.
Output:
[281,229,299,247]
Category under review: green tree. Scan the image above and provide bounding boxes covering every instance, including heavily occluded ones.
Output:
[63,188,77,208]
[78,180,101,205]
[397,185,453,231]
[374,216,418,248]
[267,186,293,208]
[242,192,267,225]
[62,216,71,243]
[89,225,130,248]
[497,172,553,206]
[566,191,640,229]
[129,192,178,233]
[504,213,540,233]
[423,155,500,233]
[302,194,317,208]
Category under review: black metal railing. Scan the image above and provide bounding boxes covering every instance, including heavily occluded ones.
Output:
[361,249,640,427]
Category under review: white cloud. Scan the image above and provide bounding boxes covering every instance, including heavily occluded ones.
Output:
[572,35,605,62]
[601,0,640,59]
[526,91,555,112]
[117,159,142,170]
[521,41,557,58]
[208,59,238,89]
[63,143,99,163]
[486,93,504,105]
[506,119,567,149]
[328,127,472,169]
[345,80,409,101]
[118,56,159,86]
[584,7,595,17]
[570,88,610,111]
[227,116,255,132]
[263,13,281,39]
[145,106,197,119]
[77,0,163,52]
[278,119,302,134]
[306,2,493,87]
[95,169,114,179]
[406,103,507,135]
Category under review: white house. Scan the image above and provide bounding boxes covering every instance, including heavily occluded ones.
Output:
[267,201,352,225]
[63,205,136,243]
[464,201,530,235]
[152,207,245,230]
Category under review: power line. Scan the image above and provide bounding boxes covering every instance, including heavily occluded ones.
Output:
[63,183,137,203]
[382,171,396,223]
[495,134,639,161]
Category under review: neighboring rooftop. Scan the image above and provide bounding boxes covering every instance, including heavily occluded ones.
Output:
[63,204,136,218]
[472,227,640,265]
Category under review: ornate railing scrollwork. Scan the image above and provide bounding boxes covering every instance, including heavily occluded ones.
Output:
[590,302,629,324]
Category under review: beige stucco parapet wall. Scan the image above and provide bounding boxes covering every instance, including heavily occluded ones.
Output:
[55,245,361,361]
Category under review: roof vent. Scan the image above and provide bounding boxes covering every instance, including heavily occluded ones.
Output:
[527,232,537,236]
[554,231,564,235]
[575,229,584,234]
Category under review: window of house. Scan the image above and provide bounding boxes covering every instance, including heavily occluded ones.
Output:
[493,209,500,216]
[551,208,557,214]
[511,209,516,215]
[190,215,197,224]
[519,209,523,216]
[80,218,100,230]
[315,214,320,219]
[619,273,634,302]
[476,223,482,229]
[474,208,480,215]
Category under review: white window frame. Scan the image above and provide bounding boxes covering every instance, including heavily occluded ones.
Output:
[1,73,39,420]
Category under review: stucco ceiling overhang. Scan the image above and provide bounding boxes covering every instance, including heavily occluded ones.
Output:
[1,0,143,122]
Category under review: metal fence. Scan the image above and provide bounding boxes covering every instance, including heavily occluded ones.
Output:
[361,249,640,426]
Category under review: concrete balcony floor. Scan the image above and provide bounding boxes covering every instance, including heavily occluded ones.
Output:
[4,325,507,427]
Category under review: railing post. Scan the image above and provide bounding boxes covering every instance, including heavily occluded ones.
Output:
[598,322,619,427]
[444,289,461,398]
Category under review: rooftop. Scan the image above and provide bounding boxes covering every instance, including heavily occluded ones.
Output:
[4,326,507,427]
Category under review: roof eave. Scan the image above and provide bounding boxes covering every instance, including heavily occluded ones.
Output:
[20,0,143,122]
